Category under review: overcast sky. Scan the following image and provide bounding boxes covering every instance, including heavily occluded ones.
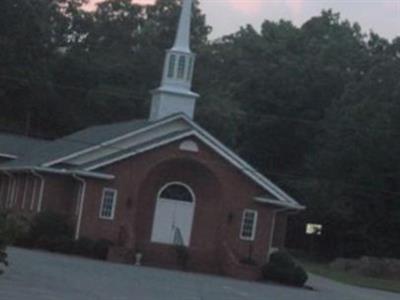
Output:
[89,0,400,40]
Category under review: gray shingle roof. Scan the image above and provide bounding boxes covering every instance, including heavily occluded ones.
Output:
[0,119,151,168]
[0,133,49,158]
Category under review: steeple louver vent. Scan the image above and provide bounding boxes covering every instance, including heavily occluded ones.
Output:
[149,0,198,121]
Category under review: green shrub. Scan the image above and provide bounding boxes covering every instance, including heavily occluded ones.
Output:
[73,237,95,257]
[0,212,25,275]
[30,212,73,243]
[53,236,75,254]
[262,251,308,287]
[0,213,10,275]
[93,239,113,260]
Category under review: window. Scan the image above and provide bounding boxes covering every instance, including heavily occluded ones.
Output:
[99,188,117,220]
[167,54,176,78]
[240,209,258,241]
[177,56,186,79]
[159,183,193,202]
[186,57,193,81]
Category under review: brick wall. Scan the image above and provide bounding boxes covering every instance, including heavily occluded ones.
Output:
[79,136,281,279]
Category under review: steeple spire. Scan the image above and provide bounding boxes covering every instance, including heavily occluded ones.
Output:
[172,0,193,53]
[149,0,199,121]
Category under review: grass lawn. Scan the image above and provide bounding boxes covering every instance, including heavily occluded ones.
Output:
[299,259,400,294]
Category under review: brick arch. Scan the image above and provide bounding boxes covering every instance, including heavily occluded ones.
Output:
[134,157,224,271]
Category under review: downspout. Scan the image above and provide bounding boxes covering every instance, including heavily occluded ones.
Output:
[3,171,14,208]
[1,171,12,209]
[31,170,45,213]
[73,174,87,240]
[267,207,291,261]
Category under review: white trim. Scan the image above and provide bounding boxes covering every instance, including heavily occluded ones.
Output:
[21,176,29,210]
[157,181,196,202]
[151,181,196,246]
[181,115,301,207]
[75,184,83,216]
[73,175,87,240]
[240,209,258,241]
[0,152,17,159]
[179,140,199,152]
[254,196,305,210]
[7,177,15,208]
[32,171,45,213]
[0,176,5,206]
[12,176,19,207]
[24,113,301,209]
[7,175,17,208]
[99,188,118,220]
[30,178,37,211]
[43,114,186,167]
[0,166,114,180]
[267,208,289,261]
[86,131,195,171]
[85,120,302,209]
[2,172,13,208]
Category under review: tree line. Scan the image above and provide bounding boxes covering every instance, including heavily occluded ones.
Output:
[1,0,399,259]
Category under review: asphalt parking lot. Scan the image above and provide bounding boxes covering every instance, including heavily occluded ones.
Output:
[0,247,398,300]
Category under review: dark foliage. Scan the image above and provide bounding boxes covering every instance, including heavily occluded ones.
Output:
[29,212,73,243]
[73,237,96,256]
[0,212,25,274]
[262,251,308,287]
[0,213,10,275]
[1,1,400,259]
[14,211,113,260]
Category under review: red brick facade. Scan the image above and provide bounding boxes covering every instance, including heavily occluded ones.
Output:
[0,136,289,280]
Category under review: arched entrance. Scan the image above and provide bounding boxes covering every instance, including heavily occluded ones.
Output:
[151,182,195,247]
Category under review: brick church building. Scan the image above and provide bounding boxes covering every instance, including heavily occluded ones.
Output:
[0,0,304,280]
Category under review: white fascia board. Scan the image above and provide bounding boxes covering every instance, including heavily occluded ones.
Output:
[0,153,18,159]
[83,118,302,209]
[85,131,196,171]
[42,114,185,168]
[0,166,114,180]
[254,196,305,210]
[179,115,301,207]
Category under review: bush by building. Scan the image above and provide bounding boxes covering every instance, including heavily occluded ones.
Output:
[262,251,308,287]
[13,211,113,261]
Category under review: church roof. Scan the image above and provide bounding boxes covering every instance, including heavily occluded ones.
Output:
[0,119,150,169]
[0,133,49,159]
[0,114,304,209]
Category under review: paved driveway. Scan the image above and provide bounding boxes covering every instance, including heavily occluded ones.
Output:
[0,247,398,300]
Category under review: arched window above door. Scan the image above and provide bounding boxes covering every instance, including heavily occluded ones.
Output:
[159,182,194,202]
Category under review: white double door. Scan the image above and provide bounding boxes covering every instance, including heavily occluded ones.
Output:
[151,198,195,247]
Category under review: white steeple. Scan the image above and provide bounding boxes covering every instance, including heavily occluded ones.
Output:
[149,0,199,121]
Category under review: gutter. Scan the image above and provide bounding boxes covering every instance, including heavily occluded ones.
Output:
[0,152,18,160]
[31,170,45,213]
[0,166,114,180]
[73,174,87,240]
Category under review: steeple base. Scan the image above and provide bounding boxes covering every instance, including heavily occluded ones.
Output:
[149,87,199,120]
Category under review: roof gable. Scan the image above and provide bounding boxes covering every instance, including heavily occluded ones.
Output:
[0,114,303,209]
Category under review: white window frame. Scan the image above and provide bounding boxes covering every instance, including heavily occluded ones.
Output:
[240,209,258,241]
[99,188,118,220]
